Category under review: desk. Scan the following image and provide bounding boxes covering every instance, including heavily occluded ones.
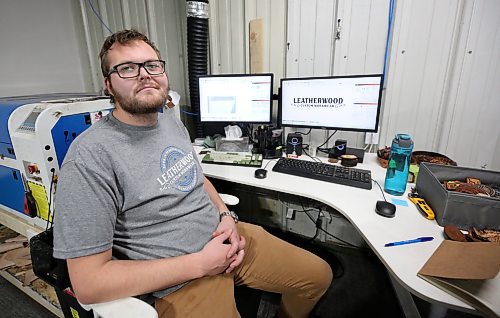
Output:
[198,150,476,314]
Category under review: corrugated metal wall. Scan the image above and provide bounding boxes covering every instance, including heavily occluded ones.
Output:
[209,0,500,169]
[382,0,500,170]
[436,0,500,170]
[76,0,500,169]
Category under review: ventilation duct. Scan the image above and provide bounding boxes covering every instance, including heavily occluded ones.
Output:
[186,0,209,139]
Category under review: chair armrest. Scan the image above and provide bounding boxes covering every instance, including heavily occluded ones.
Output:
[79,297,157,318]
[219,193,239,206]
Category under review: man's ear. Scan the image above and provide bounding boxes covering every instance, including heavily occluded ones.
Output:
[104,78,113,97]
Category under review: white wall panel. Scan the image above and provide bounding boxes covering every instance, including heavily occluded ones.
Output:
[286,0,336,78]
[437,0,500,169]
[0,0,90,97]
[381,0,500,169]
[209,0,286,80]
[381,1,461,151]
[209,0,286,118]
[209,0,246,74]
[287,0,388,150]
[334,0,388,75]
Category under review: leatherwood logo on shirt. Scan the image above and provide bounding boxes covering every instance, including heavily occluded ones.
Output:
[157,147,197,192]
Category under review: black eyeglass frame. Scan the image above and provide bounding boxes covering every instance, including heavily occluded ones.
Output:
[107,60,166,78]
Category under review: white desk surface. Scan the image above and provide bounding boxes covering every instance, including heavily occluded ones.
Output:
[197,148,474,313]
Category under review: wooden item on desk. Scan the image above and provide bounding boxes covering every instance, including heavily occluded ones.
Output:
[340,154,358,167]
[418,240,500,318]
[443,225,468,242]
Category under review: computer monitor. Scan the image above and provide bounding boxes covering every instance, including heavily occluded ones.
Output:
[198,73,273,124]
[279,74,383,132]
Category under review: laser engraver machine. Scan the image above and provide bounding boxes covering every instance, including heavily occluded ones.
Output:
[0,95,112,229]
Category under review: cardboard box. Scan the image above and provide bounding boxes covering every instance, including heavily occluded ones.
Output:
[416,163,500,230]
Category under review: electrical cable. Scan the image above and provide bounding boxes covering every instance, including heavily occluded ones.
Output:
[275,199,364,249]
[382,0,396,88]
[293,128,312,136]
[180,109,199,116]
[301,147,322,163]
[372,179,387,202]
[262,158,278,170]
[87,0,113,34]
[247,124,255,144]
[46,170,56,230]
[316,147,330,154]
[316,130,338,149]
[306,211,321,242]
[300,205,361,248]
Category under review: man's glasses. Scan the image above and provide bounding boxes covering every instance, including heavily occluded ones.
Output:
[108,60,166,78]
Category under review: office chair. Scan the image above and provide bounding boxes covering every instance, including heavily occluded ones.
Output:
[78,297,158,318]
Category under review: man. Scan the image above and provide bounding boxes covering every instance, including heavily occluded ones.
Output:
[53,29,332,318]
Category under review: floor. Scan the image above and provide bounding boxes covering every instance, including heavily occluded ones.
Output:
[0,275,57,318]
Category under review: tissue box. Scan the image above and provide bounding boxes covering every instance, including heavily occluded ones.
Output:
[215,137,250,152]
[416,163,500,230]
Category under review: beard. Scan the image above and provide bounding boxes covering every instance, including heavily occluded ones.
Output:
[109,83,168,115]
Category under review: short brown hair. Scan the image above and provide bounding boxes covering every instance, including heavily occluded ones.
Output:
[99,29,162,77]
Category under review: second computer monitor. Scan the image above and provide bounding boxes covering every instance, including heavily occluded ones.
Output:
[280,74,383,132]
[198,73,274,124]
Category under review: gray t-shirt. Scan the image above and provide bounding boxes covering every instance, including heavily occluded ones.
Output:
[53,110,219,297]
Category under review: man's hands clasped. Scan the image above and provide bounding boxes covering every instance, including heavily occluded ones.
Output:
[197,217,246,277]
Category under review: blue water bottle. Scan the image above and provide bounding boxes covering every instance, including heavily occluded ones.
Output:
[384,134,414,196]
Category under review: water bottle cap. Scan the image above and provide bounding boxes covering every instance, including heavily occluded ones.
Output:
[394,134,413,148]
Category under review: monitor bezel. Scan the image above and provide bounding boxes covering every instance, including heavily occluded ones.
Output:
[198,73,274,124]
[278,74,384,132]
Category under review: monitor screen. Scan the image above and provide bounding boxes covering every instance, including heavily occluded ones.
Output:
[198,74,273,123]
[279,74,383,132]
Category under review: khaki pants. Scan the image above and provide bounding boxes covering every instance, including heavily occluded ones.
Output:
[155,222,333,318]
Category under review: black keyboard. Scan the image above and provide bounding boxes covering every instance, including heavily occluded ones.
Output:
[272,157,372,190]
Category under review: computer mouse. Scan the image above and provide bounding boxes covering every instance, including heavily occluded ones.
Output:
[254,168,267,179]
[375,200,396,218]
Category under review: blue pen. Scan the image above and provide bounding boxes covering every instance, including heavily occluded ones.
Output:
[384,236,434,247]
